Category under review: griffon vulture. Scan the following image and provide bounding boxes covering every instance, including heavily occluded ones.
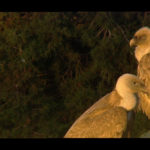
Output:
[130,26,150,118]
[64,73,149,138]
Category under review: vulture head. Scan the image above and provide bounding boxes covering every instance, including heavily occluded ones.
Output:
[129,27,150,62]
[116,73,149,96]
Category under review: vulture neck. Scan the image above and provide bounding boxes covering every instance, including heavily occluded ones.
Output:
[135,46,150,62]
[116,89,137,111]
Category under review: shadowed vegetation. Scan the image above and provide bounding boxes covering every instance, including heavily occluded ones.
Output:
[0,12,149,137]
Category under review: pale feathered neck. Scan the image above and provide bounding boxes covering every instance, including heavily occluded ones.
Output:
[108,90,137,111]
[118,93,137,111]
[135,46,150,62]
[115,77,138,111]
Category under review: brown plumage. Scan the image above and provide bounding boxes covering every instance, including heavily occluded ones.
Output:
[130,27,150,118]
[64,74,148,138]
[64,91,127,138]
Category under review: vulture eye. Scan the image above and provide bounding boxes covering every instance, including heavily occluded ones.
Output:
[134,35,138,39]
[133,81,137,85]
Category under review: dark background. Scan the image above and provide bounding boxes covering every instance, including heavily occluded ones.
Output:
[0,12,149,138]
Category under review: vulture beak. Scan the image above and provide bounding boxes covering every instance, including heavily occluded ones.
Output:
[129,38,136,47]
[143,91,150,98]
[140,86,150,98]
[138,81,149,96]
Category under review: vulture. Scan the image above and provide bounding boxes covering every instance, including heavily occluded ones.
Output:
[130,26,150,118]
[64,73,149,138]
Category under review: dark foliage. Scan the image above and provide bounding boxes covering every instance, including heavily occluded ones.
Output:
[0,12,149,137]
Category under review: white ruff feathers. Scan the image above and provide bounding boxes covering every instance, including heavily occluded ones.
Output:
[135,47,150,62]
[116,74,138,111]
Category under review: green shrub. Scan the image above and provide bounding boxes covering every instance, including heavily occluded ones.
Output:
[0,12,149,137]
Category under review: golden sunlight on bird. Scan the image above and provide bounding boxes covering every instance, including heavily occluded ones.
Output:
[64,74,149,138]
[130,26,150,119]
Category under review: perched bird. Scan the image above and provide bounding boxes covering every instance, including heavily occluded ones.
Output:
[64,73,149,138]
[130,26,150,118]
